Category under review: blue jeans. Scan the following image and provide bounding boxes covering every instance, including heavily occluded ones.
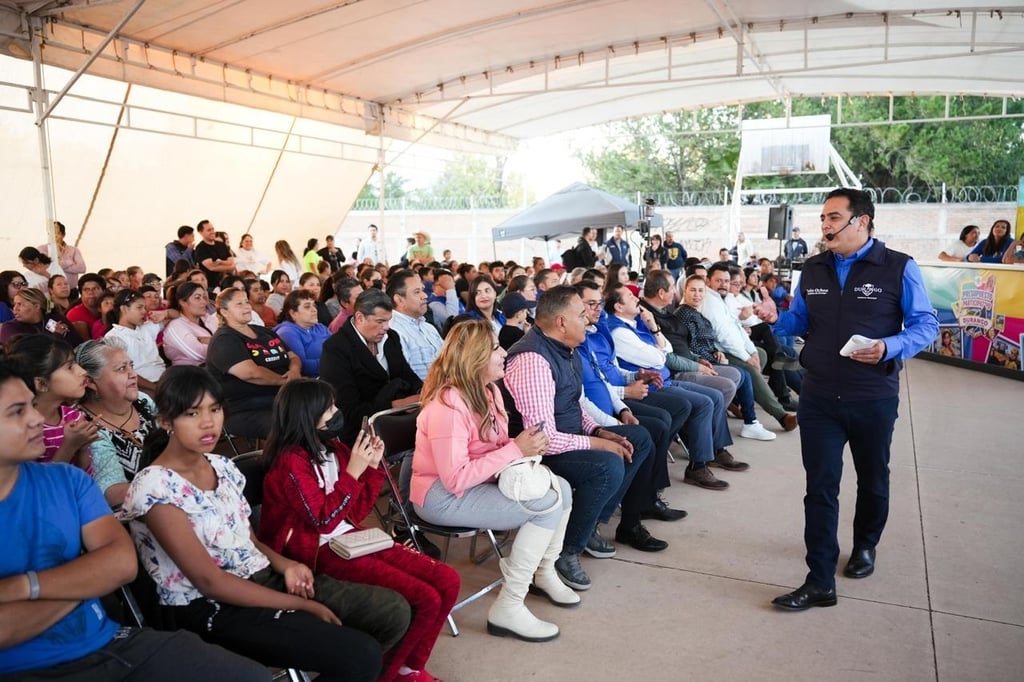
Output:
[799,393,899,589]
[543,424,653,554]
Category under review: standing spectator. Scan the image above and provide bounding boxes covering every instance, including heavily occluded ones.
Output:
[564,227,598,270]
[760,188,938,611]
[734,231,756,265]
[234,233,272,274]
[356,224,386,265]
[274,240,302,285]
[643,234,666,271]
[662,232,687,280]
[192,220,235,292]
[38,221,86,288]
[785,227,809,261]
[604,225,632,267]
[303,238,323,274]
[318,234,345,272]
[165,225,196,276]
[406,231,434,264]
[966,219,1014,263]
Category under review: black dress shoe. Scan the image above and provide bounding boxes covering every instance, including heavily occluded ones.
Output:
[639,496,688,522]
[614,523,668,552]
[771,582,837,611]
[843,547,876,579]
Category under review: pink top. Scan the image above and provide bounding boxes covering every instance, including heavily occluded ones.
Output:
[411,385,523,506]
[328,307,353,334]
[40,404,93,475]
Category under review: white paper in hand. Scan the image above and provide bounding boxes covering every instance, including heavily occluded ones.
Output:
[839,334,876,357]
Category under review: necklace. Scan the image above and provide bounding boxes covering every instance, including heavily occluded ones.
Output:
[84,403,134,430]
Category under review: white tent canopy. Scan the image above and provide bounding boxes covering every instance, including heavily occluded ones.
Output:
[3,1,1022,144]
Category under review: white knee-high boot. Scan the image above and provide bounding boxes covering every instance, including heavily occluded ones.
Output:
[487,522,560,642]
[531,508,581,607]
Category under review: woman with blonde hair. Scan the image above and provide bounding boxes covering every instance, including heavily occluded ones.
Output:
[274,239,302,285]
[0,286,82,347]
[412,319,576,643]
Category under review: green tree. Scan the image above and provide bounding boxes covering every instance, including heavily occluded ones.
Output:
[355,171,408,207]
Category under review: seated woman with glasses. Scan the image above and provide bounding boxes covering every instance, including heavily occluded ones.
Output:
[0,286,83,347]
[0,270,28,323]
[102,289,167,394]
[412,319,576,643]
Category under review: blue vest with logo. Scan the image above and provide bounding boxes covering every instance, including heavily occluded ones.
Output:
[798,239,909,400]
[604,315,672,383]
[505,327,585,435]
[579,330,620,415]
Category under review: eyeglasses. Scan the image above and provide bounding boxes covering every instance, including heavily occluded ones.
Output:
[10,281,26,288]
[583,300,603,309]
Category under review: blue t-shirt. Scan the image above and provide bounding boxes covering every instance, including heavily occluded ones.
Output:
[0,463,118,673]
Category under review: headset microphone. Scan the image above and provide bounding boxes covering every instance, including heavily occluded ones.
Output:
[824,215,859,242]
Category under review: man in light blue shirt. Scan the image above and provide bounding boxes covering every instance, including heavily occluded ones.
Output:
[387,270,443,381]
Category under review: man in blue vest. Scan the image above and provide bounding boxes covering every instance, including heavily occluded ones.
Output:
[603,225,632,267]
[757,188,938,610]
[504,286,664,592]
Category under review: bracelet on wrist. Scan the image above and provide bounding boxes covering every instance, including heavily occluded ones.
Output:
[26,570,40,601]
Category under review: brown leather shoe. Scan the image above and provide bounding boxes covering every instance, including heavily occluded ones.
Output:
[683,466,729,490]
[709,449,750,471]
[727,404,743,419]
[779,412,798,431]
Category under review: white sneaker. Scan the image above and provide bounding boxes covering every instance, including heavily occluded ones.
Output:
[740,421,777,441]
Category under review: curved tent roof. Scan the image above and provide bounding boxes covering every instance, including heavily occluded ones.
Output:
[2,1,1022,148]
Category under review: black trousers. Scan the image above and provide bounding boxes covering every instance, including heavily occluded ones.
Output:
[799,393,899,589]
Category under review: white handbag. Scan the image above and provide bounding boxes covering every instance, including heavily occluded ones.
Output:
[496,456,562,514]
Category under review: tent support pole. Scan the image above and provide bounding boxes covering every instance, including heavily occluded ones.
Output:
[36,0,147,125]
[29,16,56,249]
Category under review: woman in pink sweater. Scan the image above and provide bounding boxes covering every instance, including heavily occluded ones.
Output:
[412,319,575,643]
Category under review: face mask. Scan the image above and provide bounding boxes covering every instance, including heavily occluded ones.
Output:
[318,410,346,442]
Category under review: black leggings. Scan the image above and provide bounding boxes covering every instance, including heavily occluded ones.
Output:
[165,569,405,682]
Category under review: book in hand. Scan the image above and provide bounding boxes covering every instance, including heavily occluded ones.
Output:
[329,528,395,560]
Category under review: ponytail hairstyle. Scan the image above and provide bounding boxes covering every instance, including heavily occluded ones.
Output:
[5,334,75,394]
[263,378,337,470]
[141,366,224,466]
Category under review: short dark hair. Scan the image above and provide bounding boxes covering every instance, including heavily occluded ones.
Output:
[534,285,580,326]
[706,262,731,279]
[582,226,594,237]
[0,355,33,394]
[581,268,603,282]
[386,269,417,300]
[334,277,361,304]
[196,220,211,231]
[826,187,875,232]
[77,273,105,294]
[533,268,555,288]
[177,225,194,239]
[489,261,504,270]
[604,282,626,315]
[574,279,602,293]
[642,270,674,299]
[353,288,392,317]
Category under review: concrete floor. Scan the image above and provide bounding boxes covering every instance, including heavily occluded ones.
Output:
[423,360,1024,682]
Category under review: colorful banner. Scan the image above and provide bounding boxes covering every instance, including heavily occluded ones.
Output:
[920,263,1024,372]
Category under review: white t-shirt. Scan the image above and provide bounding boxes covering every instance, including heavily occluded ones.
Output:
[942,239,972,260]
[105,322,166,381]
[235,247,270,274]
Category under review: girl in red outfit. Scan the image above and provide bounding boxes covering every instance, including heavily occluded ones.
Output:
[260,379,458,682]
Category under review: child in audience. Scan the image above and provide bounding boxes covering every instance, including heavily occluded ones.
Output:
[260,379,458,682]
[6,335,97,474]
[120,366,411,682]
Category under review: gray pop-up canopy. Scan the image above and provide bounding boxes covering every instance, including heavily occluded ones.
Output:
[491,182,663,242]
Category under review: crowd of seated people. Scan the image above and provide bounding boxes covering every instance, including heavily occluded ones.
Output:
[1,219,873,679]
